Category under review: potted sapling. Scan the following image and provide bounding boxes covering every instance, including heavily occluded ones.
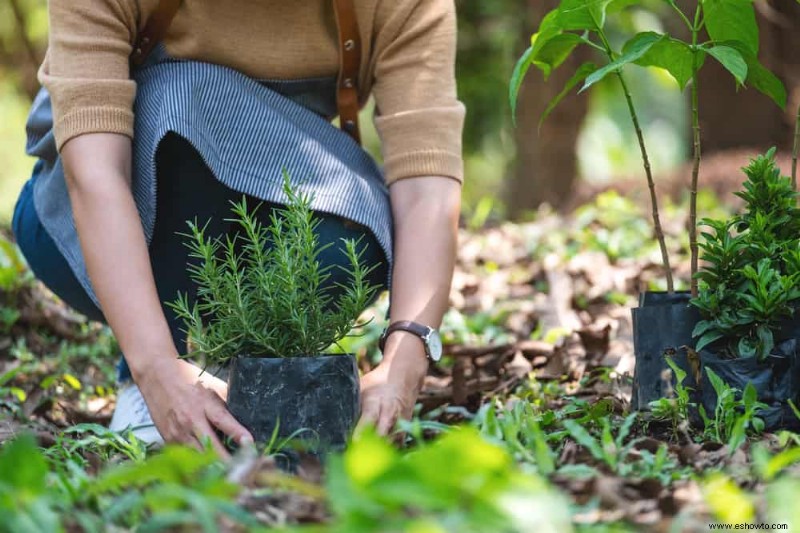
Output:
[169,175,379,453]
[690,149,800,431]
[511,0,787,409]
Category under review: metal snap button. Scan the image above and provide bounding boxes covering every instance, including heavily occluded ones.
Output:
[344,39,355,51]
[343,78,354,88]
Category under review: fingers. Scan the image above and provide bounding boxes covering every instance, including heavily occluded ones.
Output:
[357,397,381,433]
[203,388,254,445]
[191,419,230,459]
[376,408,398,436]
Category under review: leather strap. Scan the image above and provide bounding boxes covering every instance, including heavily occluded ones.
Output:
[379,321,431,352]
[332,0,362,144]
[130,0,182,67]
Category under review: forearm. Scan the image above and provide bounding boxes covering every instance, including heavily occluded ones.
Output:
[383,176,461,360]
[63,134,177,379]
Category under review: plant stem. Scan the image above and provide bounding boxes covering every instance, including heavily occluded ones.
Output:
[596,30,674,292]
[793,104,799,191]
[617,72,674,293]
[689,8,702,298]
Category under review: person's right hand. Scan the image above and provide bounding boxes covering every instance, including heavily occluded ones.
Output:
[135,357,253,458]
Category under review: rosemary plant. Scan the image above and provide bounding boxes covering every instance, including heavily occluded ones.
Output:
[168,174,380,364]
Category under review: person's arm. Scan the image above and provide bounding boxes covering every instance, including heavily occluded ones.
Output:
[359,177,460,434]
[62,134,252,455]
[358,0,464,433]
[43,0,250,454]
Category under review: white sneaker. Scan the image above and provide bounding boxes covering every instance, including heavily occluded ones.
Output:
[109,381,165,446]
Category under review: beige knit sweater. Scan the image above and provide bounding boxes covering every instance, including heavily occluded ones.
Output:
[39,0,465,185]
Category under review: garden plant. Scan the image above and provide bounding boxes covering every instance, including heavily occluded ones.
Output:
[169,174,380,451]
[690,149,800,430]
[511,0,791,415]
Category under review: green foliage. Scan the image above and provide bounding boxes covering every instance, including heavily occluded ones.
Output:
[0,434,256,532]
[323,426,573,533]
[511,0,785,123]
[563,414,638,474]
[648,356,694,441]
[698,367,767,449]
[169,174,379,364]
[691,150,800,359]
[0,235,27,292]
[572,191,655,262]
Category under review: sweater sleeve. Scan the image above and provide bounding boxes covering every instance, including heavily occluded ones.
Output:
[39,0,140,151]
[371,0,465,185]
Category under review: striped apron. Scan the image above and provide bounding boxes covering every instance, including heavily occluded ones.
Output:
[24,45,394,308]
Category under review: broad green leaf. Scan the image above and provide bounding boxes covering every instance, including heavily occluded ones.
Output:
[535,33,587,79]
[557,0,612,31]
[581,32,664,92]
[510,46,536,124]
[696,331,724,352]
[540,62,598,127]
[705,45,748,86]
[635,37,697,90]
[702,0,759,56]
[0,435,48,495]
[744,54,787,109]
[692,319,715,338]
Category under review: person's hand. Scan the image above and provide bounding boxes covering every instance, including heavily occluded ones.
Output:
[135,358,253,458]
[358,332,429,435]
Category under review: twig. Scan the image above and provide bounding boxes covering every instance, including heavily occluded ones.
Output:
[689,9,703,298]
[617,72,674,293]
[595,30,673,292]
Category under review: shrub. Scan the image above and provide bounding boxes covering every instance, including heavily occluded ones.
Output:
[691,149,800,359]
[169,174,380,364]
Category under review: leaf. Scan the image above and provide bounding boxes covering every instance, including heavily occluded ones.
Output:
[702,0,759,56]
[634,37,697,90]
[665,356,688,385]
[581,32,664,92]
[535,33,587,79]
[540,62,598,127]
[696,331,725,352]
[705,45,748,86]
[744,55,787,109]
[563,420,604,461]
[510,46,536,124]
[0,435,48,495]
[756,325,774,359]
[557,0,612,31]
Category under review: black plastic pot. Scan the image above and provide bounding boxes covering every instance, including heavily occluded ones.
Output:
[700,341,800,432]
[226,354,360,453]
[631,291,701,410]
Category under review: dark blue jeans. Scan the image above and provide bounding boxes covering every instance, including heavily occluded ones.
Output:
[12,133,388,381]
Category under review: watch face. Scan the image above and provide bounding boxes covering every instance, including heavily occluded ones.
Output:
[427,329,443,362]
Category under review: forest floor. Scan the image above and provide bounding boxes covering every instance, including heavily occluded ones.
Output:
[1,178,799,532]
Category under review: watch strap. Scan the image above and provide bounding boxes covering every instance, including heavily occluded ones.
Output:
[379,321,431,351]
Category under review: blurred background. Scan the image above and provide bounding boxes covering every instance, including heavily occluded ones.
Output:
[0,0,798,225]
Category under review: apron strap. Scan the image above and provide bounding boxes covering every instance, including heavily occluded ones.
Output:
[333,0,362,144]
[130,0,363,145]
[130,0,182,67]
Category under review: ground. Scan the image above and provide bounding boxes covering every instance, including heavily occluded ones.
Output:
[1,178,799,532]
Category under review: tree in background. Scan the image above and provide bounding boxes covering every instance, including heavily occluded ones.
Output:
[0,0,46,100]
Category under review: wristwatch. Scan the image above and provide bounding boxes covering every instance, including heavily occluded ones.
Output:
[379,321,443,362]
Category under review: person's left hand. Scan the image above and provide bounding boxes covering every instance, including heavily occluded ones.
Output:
[357,334,429,435]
